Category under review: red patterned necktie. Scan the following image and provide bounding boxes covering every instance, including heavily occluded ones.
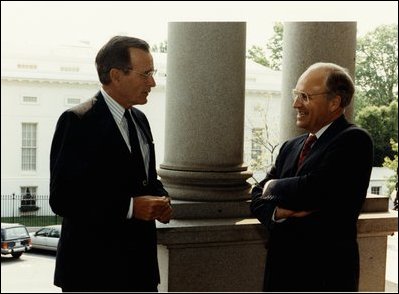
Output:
[297,134,317,168]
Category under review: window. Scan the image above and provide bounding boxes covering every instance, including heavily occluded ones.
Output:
[22,96,38,104]
[66,97,81,105]
[60,66,79,72]
[21,123,37,171]
[36,227,51,237]
[251,128,264,170]
[17,63,37,70]
[20,187,39,212]
[371,186,381,195]
[49,229,60,238]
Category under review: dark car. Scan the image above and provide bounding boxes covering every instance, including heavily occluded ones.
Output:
[1,223,32,258]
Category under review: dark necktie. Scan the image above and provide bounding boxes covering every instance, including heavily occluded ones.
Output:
[124,109,146,174]
[297,134,317,168]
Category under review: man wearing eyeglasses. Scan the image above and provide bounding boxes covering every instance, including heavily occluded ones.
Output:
[251,62,373,292]
[50,36,171,292]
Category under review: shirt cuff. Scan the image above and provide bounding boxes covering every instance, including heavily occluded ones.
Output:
[271,207,287,223]
[126,198,134,219]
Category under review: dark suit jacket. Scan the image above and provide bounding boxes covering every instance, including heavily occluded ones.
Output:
[50,92,168,292]
[250,115,373,292]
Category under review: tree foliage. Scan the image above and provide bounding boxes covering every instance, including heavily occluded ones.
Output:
[267,22,283,71]
[247,46,269,67]
[355,24,398,108]
[151,41,168,53]
[384,139,398,172]
[355,101,398,166]
[354,24,398,166]
[383,139,398,195]
[247,22,283,70]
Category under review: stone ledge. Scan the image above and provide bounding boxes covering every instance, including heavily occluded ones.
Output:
[361,193,390,212]
[157,218,266,245]
[169,193,390,220]
[358,210,398,236]
[157,210,398,245]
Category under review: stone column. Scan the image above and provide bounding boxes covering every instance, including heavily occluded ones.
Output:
[158,22,252,218]
[155,22,397,292]
[279,22,357,142]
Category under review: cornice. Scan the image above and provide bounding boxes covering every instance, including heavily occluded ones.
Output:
[1,76,100,86]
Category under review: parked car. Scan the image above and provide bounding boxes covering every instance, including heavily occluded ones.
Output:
[1,223,32,258]
[29,225,61,251]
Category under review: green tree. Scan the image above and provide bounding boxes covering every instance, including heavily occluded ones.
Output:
[355,24,398,110]
[267,22,283,71]
[355,101,398,166]
[383,139,398,195]
[247,22,283,70]
[354,25,398,166]
[151,40,168,53]
[247,46,269,67]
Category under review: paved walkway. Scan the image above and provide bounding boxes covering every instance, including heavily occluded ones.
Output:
[3,211,398,292]
[1,232,397,292]
[385,232,398,292]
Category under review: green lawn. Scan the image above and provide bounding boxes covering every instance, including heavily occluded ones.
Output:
[1,215,62,227]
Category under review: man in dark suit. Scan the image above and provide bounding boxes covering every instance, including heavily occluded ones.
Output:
[251,62,373,292]
[50,36,172,292]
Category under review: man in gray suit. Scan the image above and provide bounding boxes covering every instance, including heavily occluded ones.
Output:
[251,62,373,292]
[50,36,172,292]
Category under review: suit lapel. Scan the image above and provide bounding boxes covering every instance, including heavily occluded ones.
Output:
[131,108,157,180]
[296,115,352,174]
[92,92,132,157]
[278,136,306,177]
[131,108,153,144]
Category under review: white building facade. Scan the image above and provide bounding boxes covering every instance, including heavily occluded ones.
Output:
[1,45,391,216]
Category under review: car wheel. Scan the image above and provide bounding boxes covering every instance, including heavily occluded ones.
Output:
[11,252,23,258]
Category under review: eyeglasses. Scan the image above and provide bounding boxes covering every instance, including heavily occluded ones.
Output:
[125,68,157,79]
[292,89,331,103]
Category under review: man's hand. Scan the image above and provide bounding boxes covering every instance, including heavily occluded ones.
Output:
[133,196,172,223]
[274,207,313,220]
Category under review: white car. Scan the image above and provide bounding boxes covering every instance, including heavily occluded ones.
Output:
[29,225,61,251]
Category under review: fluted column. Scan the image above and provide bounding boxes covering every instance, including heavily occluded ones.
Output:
[158,22,251,218]
[279,22,357,141]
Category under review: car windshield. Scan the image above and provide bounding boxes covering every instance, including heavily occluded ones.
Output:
[4,227,29,240]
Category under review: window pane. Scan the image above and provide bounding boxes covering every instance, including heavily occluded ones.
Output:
[21,123,37,171]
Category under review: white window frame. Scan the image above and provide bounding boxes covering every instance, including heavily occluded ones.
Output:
[65,97,81,106]
[21,95,39,105]
[371,186,381,195]
[21,123,37,171]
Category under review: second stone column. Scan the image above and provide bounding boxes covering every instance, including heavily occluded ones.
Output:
[158,22,252,218]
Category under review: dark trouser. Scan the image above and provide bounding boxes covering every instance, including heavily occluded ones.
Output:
[62,283,158,292]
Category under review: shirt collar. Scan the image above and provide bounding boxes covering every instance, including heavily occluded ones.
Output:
[312,122,333,139]
[100,87,126,125]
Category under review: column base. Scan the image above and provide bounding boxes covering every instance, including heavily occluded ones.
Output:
[158,168,252,201]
